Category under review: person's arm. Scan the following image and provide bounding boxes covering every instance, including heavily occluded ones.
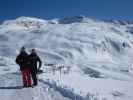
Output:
[37,56,42,70]
[15,55,22,71]
[15,55,20,65]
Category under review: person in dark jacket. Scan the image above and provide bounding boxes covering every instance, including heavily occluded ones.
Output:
[15,47,32,87]
[28,48,42,86]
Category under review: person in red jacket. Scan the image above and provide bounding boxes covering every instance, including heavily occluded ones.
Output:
[15,47,32,87]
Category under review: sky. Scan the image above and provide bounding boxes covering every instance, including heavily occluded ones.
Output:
[0,0,133,23]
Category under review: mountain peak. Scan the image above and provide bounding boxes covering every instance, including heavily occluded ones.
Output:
[15,16,45,22]
[58,15,86,24]
[2,16,47,29]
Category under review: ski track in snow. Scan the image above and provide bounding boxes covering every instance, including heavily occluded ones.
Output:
[0,73,70,100]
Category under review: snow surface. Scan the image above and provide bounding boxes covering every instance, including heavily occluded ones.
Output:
[0,16,133,100]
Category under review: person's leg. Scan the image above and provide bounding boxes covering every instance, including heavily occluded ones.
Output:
[21,70,27,87]
[31,72,38,86]
[26,69,32,87]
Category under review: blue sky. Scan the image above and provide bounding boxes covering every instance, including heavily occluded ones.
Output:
[0,0,133,22]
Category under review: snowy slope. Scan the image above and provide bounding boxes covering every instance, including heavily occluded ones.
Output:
[0,16,133,100]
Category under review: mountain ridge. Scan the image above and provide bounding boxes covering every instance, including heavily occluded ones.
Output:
[1,16,133,27]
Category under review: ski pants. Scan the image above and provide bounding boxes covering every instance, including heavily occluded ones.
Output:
[21,69,32,86]
[31,71,38,86]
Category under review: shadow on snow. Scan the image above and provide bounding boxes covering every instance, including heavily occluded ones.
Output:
[0,86,23,89]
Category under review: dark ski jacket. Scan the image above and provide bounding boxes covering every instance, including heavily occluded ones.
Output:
[15,51,29,70]
[28,52,42,73]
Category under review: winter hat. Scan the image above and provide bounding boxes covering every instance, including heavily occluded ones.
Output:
[20,46,25,52]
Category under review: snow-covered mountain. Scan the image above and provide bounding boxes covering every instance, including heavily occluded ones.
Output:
[0,16,133,100]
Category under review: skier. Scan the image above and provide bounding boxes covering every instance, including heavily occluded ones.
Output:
[28,48,42,86]
[15,47,32,87]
